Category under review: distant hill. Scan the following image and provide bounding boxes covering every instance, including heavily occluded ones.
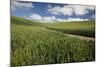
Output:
[11,16,44,26]
[11,16,95,29]
[45,20,94,25]
[11,16,95,37]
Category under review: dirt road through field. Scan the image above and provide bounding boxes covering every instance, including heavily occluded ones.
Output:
[45,27,95,41]
[66,34,95,41]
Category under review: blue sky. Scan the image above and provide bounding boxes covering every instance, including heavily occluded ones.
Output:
[11,1,95,22]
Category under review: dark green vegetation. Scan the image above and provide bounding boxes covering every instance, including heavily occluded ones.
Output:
[11,16,95,66]
[45,21,95,37]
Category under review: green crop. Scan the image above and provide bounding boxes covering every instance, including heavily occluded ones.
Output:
[45,21,95,37]
[11,17,95,66]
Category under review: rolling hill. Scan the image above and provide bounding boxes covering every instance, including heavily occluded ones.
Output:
[11,16,44,26]
[11,16,95,37]
[11,16,95,66]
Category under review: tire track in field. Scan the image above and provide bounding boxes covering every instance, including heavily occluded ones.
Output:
[44,27,95,41]
[66,34,95,41]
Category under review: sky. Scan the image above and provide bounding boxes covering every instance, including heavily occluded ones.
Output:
[11,1,95,23]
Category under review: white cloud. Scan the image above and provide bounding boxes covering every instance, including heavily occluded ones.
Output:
[11,1,33,12]
[29,13,57,23]
[60,6,73,16]
[29,13,89,23]
[43,16,56,22]
[48,5,95,16]
[29,13,56,22]
[72,5,89,15]
[66,18,88,22]
[69,5,95,15]
[86,6,95,10]
[48,6,73,16]
[56,18,88,22]
[30,13,42,20]
[56,18,66,22]
[48,6,62,15]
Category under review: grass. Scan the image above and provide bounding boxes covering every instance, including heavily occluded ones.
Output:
[45,21,95,37]
[11,16,44,26]
[11,16,95,66]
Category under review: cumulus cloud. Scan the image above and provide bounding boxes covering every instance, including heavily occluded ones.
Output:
[11,1,33,12]
[48,6,73,16]
[56,18,88,22]
[29,13,56,22]
[66,18,88,22]
[60,6,73,16]
[43,16,56,22]
[48,5,95,16]
[56,18,67,22]
[70,5,95,15]
[29,13,88,23]
[30,13,42,20]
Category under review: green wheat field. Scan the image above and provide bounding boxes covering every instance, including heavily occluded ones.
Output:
[11,16,95,66]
